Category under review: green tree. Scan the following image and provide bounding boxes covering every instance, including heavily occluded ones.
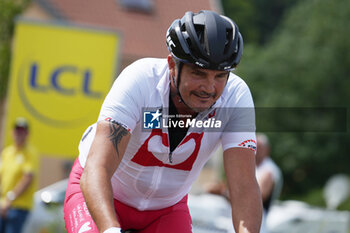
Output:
[237,0,350,197]
[222,0,298,44]
[221,0,259,43]
[0,0,30,100]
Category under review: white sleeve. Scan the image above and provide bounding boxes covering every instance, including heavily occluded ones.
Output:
[221,79,256,152]
[78,124,97,167]
[98,62,144,133]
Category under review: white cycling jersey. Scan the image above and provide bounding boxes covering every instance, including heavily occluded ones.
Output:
[78,58,256,211]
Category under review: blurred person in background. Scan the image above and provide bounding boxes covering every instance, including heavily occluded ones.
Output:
[64,10,262,233]
[255,133,282,233]
[0,117,39,233]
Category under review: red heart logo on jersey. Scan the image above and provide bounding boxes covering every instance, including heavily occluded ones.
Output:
[131,129,204,171]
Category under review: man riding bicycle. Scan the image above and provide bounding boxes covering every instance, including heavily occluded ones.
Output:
[64,10,262,233]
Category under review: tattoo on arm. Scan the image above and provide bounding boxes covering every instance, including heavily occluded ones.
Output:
[108,122,128,157]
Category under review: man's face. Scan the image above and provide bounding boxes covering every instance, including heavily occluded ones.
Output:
[169,57,229,113]
[13,126,28,147]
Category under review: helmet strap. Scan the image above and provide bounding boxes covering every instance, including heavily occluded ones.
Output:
[173,62,191,109]
[171,62,198,113]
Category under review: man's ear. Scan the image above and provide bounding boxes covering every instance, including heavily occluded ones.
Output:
[167,54,176,78]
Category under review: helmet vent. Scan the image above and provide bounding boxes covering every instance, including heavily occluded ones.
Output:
[186,38,193,50]
[224,28,233,54]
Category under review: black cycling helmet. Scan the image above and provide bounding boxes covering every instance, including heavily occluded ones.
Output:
[166,10,243,71]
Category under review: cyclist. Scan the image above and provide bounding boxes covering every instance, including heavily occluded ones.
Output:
[64,10,262,233]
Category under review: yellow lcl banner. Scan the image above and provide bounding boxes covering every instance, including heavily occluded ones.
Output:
[4,20,121,158]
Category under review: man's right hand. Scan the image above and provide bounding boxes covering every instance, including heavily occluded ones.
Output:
[0,199,11,217]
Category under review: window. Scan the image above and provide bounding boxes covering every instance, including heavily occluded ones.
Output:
[119,0,154,13]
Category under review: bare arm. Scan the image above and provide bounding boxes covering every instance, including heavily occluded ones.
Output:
[224,148,263,233]
[80,121,130,232]
[10,172,34,197]
[257,171,274,201]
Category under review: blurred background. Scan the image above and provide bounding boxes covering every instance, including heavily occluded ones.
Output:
[0,0,349,232]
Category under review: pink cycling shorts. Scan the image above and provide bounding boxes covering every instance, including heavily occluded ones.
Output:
[64,159,192,233]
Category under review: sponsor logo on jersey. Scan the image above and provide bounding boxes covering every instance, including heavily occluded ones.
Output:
[238,139,257,152]
[131,129,204,170]
[105,117,131,132]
